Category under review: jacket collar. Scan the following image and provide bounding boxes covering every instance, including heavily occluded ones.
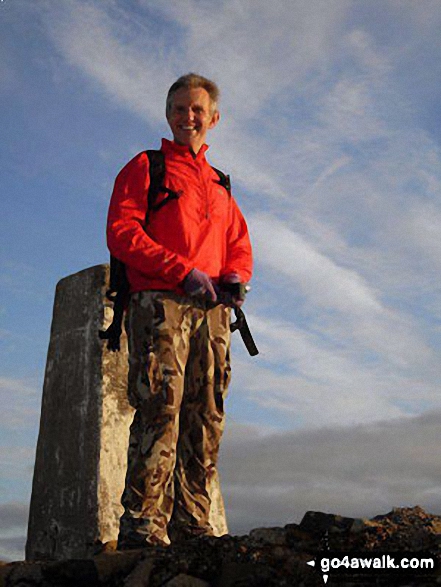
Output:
[161,138,209,159]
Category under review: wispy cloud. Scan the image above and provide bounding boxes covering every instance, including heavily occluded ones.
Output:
[250,212,382,315]
[0,377,40,430]
[36,2,169,123]
[139,0,351,115]
[231,307,441,427]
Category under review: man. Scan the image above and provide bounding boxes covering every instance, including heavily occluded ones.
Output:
[107,73,253,548]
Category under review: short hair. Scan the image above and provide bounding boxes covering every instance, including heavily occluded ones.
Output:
[166,73,220,117]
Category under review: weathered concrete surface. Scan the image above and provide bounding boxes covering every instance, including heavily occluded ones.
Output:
[26,265,227,561]
[26,265,132,560]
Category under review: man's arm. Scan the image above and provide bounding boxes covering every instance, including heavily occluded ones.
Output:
[107,152,192,286]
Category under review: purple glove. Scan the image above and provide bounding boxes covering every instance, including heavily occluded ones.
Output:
[221,272,241,284]
[183,269,217,302]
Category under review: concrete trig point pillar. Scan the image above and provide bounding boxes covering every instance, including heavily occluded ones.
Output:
[26,265,227,561]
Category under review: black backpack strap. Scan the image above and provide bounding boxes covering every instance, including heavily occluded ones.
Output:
[98,256,130,351]
[145,150,165,215]
[145,150,181,222]
[211,166,232,196]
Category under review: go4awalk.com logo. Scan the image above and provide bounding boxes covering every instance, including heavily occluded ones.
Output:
[306,552,437,584]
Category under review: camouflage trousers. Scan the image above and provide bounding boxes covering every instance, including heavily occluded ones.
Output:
[118,291,231,547]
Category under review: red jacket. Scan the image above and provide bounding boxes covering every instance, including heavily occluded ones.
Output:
[107,139,253,293]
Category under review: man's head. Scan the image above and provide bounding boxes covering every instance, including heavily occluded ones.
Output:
[166,73,219,117]
[166,73,220,154]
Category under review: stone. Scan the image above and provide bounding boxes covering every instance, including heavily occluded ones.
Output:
[26,265,133,561]
[123,554,156,587]
[6,507,441,585]
[4,562,43,586]
[93,550,144,584]
[41,559,99,585]
[299,511,355,535]
[0,564,13,587]
[163,574,210,587]
[26,265,228,562]
[249,527,287,545]
[214,561,276,587]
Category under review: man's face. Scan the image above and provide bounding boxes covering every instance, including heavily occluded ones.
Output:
[167,87,219,153]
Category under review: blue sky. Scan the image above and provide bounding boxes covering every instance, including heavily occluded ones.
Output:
[1,0,441,562]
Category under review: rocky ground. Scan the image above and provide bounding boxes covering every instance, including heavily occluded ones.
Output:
[1,506,441,586]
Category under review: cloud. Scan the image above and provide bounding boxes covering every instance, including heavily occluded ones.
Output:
[0,535,27,563]
[140,0,351,116]
[250,210,439,365]
[250,212,382,315]
[230,304,441,428]
[0,503,29,532]
[41,1,176,124]
[0,503,28,562]
[0,377,40,430]
[219,411,441,534]
[34,0,351,198]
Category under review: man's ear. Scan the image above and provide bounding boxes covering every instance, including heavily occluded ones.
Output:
[209,110,220,129]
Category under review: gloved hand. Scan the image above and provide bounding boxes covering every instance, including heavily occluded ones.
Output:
[220,272,245,307]
[221,272,241,284]
[183,268,217,302]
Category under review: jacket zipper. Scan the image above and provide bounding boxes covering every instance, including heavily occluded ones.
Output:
[196,160,209,219]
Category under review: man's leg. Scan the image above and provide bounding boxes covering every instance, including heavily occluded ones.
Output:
[171,303,231,538]
[118,292,202,548]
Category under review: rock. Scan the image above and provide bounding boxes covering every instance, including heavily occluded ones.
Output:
[123,554,156,587]
[214,561,277,587]
[41,559,99,586]
[163,574,210,587]
[249,527,287,545]
[94,549,144,584]
[299,511,355,535]
[0,564,13,587]
[4,562,43,587]
[5,505,441,585]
